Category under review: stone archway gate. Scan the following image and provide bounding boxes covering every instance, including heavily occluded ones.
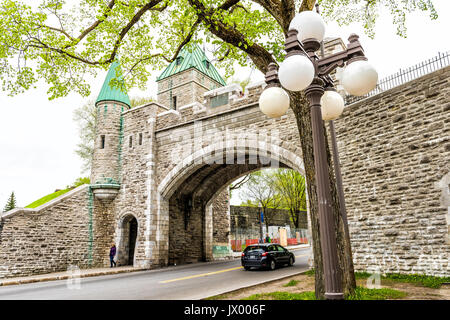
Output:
[1,67,449,279]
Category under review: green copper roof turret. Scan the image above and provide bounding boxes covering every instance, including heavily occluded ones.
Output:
[156,44,226,86]
[96,60,131,107]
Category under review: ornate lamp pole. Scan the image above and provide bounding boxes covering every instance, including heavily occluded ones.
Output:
[258,10,377,300]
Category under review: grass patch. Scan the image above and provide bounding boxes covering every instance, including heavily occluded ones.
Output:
[347,286,407,300]
[306,269,449,289]
[242,286,406,300]
[283,280,300,287]
[25,188,72,208]
[382,273,450,289]
[355,272,450,289]
[242,291,316,300]
[302,269,315,276]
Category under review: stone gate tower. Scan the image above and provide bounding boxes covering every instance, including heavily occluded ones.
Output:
[156,44,226,109]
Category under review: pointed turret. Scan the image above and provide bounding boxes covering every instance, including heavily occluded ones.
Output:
[91,60,130,201]
[96,60,131,107]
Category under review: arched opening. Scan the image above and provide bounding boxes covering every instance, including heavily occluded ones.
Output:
[161,147,308,266]
[117,215,138,266]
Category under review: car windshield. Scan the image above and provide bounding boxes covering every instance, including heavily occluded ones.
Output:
[244,246,267,253]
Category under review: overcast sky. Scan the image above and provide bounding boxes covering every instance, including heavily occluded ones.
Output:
[1,1,449,208]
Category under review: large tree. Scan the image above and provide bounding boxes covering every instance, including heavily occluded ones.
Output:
[0,0,438,298]
[273,168,307,228]
[240,170,282,233]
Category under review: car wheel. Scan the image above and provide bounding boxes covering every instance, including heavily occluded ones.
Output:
[288,256,294,266]
[269,259,276,271]
[244,266,251,271]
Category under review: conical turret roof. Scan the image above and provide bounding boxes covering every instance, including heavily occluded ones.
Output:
[156,44,226,86]
[96,60,131,107]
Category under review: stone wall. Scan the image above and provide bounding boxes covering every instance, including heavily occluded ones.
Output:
[212,189,231,244]
[0,185,112,279]
[333,65,450,277]
[91,100,129,184]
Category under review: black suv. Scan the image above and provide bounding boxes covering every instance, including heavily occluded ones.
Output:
[241,243,295,271]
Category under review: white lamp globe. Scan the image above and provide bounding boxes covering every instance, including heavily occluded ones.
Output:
[320,90,345,121]
[341,60,378,96]
[289,11,326,42]
[278,54,314,91]
[259,86,290,118]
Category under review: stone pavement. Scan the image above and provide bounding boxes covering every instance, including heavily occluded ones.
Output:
[0,244,310,287]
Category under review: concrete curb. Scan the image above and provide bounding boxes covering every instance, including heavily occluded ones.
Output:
[201,268,312,300]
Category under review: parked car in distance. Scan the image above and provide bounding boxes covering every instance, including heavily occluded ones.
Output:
[241,243,295,271]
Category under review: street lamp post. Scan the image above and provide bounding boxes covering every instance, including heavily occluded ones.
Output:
[258,11,377,300]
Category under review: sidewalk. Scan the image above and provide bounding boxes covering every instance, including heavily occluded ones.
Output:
[0,266,146,287]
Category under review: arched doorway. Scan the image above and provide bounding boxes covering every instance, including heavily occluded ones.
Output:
[117,215,138,266]
[128,217,138,265]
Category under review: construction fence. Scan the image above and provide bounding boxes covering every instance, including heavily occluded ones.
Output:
[229,226,309,252]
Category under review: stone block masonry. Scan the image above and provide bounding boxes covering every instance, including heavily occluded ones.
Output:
[0,185,112,279]
[333,65,450,277]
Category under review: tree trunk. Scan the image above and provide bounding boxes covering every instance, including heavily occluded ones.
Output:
[289,91,356,299]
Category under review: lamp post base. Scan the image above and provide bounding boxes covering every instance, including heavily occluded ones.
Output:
[325,292,345,300]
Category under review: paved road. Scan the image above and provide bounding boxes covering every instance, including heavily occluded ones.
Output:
[0,247,311,300]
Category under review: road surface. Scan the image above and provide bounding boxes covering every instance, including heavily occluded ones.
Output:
[0,247,311,300]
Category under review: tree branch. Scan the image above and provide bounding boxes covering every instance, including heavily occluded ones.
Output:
[299,0,316,12]
[189,0,275,73]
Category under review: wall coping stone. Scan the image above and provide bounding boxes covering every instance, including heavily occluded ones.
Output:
[344,65,450,112]
[0,184,89,219]
[246,80,266,90]
[122,101,169,115]
[203,83,241,97]
[157,109,181,117]
[155,101,259,134]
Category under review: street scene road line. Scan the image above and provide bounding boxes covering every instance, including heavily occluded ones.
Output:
[0,248,311,300]
[160,266,244,284]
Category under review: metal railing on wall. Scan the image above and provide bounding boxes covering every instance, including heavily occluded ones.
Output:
[345,51,450,105]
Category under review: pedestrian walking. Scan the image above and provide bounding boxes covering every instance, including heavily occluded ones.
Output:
[265,233,271,243]
[109,244,117,268]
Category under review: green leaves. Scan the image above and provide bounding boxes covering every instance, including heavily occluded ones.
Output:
[0,0,440,99]
[319,0,438,38]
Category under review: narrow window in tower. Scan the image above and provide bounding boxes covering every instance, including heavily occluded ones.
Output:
[173,96,177,110]
[139,133,143,145]
[129,136,133,148]
[100,135,105,149]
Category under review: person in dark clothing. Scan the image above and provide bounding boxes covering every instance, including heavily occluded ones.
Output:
[265,234,271,243]
[109,244,117,268]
